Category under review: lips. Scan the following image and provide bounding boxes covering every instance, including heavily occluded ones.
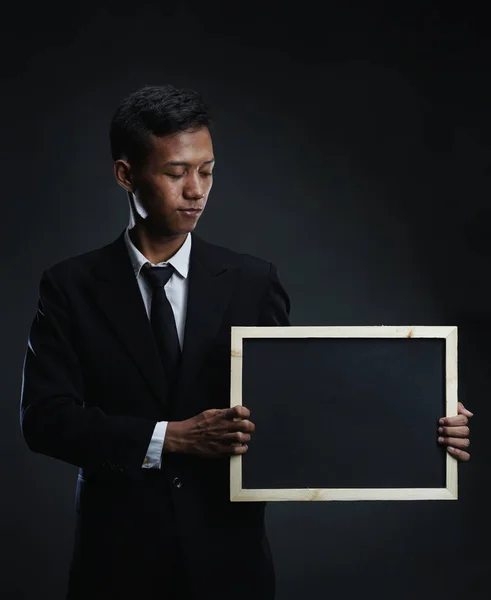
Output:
[178,208,202,218]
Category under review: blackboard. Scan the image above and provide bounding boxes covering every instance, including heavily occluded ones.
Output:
[230,326,458,502]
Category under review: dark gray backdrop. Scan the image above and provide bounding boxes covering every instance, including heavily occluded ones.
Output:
[2,2,489,598]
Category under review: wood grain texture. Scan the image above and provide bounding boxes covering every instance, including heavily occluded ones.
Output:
[230,326,458,502]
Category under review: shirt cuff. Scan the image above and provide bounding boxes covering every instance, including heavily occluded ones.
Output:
[142,421,168,469]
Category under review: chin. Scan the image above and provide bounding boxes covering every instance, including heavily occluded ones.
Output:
[149,205,206,235]
[144,219,192,237]
[174,216,201,235]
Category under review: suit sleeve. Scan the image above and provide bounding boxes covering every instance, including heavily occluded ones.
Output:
[20,269,158,473]
[257,262,291,326]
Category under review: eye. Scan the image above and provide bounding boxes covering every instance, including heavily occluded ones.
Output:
[200,171,213,177]
[166,173,184,179]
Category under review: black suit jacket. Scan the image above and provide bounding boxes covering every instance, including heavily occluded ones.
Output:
[21,230,290,600]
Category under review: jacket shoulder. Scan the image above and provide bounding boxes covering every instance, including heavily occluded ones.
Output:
[193,235,274,276]
[41,239,115,283]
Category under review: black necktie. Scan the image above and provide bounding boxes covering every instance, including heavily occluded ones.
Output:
[143,264,182,389]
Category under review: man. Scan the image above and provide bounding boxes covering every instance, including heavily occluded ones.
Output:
[20,84,473,600]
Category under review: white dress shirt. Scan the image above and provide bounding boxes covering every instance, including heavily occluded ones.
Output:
[123,227,192,469]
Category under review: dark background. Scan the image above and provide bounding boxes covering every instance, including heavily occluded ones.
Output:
[2,1,490,598]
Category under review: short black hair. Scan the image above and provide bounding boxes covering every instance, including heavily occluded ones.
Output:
[109,84,212,167]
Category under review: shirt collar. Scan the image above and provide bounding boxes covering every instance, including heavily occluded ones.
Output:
[124,227,191,279]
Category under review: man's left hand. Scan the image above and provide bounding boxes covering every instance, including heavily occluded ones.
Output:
[437,401,473,462]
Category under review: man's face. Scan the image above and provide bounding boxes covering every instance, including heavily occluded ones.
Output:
[129,126,214,237]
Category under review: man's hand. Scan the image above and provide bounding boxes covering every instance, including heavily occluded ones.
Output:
[164,405,254,457]
[437,401,473,462]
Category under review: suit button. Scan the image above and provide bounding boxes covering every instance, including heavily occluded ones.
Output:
[173,477,183,489]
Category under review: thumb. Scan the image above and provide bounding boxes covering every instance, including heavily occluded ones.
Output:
[458,401,474,417]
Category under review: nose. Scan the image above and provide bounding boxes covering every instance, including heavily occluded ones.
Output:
[183,172,205,199]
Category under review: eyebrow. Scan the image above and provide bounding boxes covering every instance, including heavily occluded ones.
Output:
[164,158,215,167]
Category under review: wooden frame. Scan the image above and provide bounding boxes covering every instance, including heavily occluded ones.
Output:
[230,326,458,502]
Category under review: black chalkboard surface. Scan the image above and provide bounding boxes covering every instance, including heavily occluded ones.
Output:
[230,326,458,502]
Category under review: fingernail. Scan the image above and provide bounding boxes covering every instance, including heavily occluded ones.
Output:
[448,446,455,451]
[438,427,443,433]
[438,437,444,443]
[439,419,445,425]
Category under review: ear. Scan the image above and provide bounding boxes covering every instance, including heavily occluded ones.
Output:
[113,160,134,192]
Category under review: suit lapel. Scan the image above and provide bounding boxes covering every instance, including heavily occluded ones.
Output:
[173,233,239,407]
[89,231,239,413]
[90,231,170,409]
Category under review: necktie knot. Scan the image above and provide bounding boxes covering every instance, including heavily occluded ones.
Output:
[143,264,174,289]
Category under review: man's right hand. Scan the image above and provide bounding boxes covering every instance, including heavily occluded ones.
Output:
[163,405,254,457]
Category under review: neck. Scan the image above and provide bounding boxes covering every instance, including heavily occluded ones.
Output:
[128,224,187,264]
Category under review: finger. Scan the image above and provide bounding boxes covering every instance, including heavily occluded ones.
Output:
[222,432,252,444]
[439,414,468,427]
[438,425,470,438]
[446,446,470,461]
[227,418,255,433]
[227,405,250,420]
[227,443,248,454]
[437,435,470,449]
